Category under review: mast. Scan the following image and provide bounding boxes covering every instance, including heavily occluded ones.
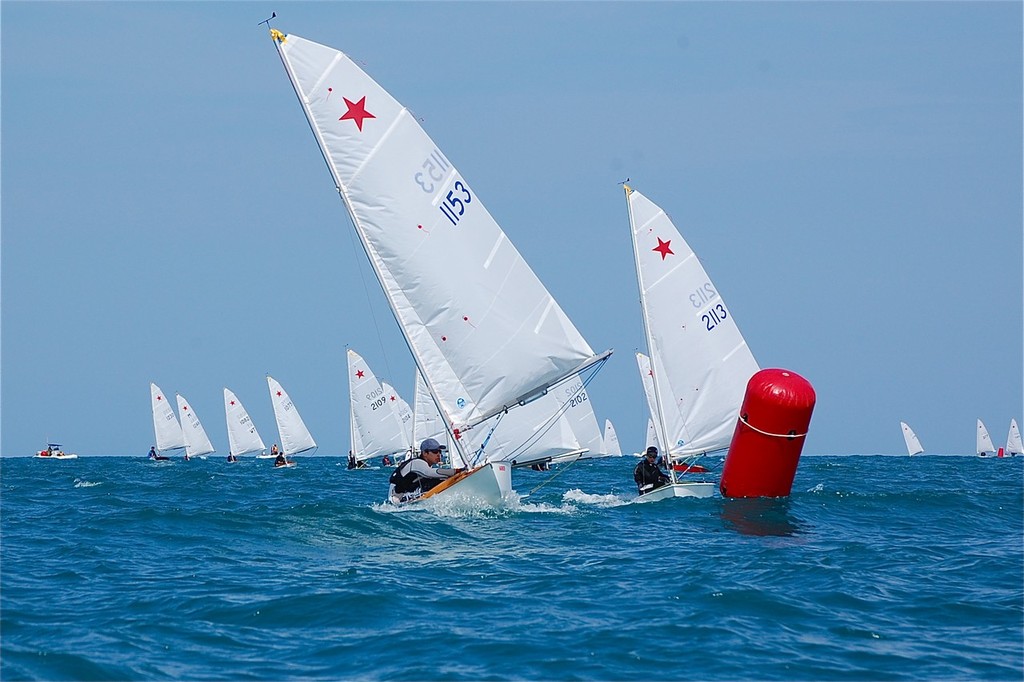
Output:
[624,184,678,484]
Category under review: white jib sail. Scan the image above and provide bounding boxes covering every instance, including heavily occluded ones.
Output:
[347,348,411,463]
[176,393,215,457]
[645,417,661,453]
[151,383,186,453]
[603,419,622,456]
[1007,419,1023,455]
[273,31,607,439]
[977,419,996,456]
[901,421,924,456]
[267,375,317,456]
[224,388,266,457]
[626,187,759,458]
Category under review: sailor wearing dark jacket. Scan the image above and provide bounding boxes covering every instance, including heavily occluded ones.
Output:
[388,438,458,504]
[634,446,671,495]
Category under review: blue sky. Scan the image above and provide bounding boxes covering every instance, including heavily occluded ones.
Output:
[3,2,1021,457]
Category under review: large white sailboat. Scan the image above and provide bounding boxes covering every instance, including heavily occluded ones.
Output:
[976,419,996,457]
[1006,419,1022,457]
[900,421,924,456]
[150,383,185,459]
[224,388,267,460]
[176,393,216,459]
[267,375,317,463]
[271,30,610,505]
[625,186,760,501]
[348,349,413,467]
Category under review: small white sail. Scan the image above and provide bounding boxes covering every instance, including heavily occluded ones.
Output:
[267,376,317,457]
[347,349,411,463]
[1006,419,1022,456]
[976,419,996,457]
[150,383,186,453]
[603,419,622,456]
[900,421,924,456]
[224,388,266,457]
[627,187,759,459]
[382,381,414,447]
[645,417,661,453]
[412,370,446,447]
[176,393,215,457]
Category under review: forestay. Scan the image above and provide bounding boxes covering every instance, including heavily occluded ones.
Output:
[176,393,215,457]
[272,31,608,437]
[626,187,759,458]
[267,375,317,456]
[224,388,266,457]
[150,383,186,453]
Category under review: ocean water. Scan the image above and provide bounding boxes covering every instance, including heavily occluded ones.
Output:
[1,454,1021,681]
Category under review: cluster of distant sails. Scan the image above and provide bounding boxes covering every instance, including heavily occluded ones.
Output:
[149,377,315,463]
[900,419,1021,457]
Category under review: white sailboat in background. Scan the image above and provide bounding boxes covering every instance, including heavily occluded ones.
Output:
[347,349,412,467]
[412,370,447,453]
[602,419,622,457]
[644,417,661,454]
[976,419,996,457]
[635,352,660,456]
[176,394,215,459]
[267,375,317,464]
[900,421,924,456]
[224,388,266,460]
[271,29,610,505]
[1006,419,1022,457]
[150,383,185,459]
[382,380,414,447]
[626,186,759,501]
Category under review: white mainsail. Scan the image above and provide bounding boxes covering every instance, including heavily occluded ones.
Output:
[347,349,412,463]
[150,383,186,453]
[267,375,317,456]
[977,419,996,457]
[176,393,215,457]
[603,419,622,456]
[271,31,609,476]
[1006,419,1022,456]
[224,388,266,457]
[900,421,924,456]
[645,417,661,453]
[626,187,759,460]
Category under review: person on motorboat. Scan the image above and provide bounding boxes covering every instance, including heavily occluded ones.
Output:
[634,446,671,495]
[388,438,458,504]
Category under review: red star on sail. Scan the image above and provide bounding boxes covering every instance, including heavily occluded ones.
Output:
[340,96,375,131]
[277,391,282,397]
[653,237,674,260]
[157,396,163,401]
[230,401,236,406]
[389,395,396,402]
[356,370,365,379]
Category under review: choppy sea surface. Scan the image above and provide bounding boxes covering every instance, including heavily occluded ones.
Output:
[1,454,1021,681]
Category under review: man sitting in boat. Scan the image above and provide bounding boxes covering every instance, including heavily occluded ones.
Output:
[388,438,458,504]
[274,452,291,467]
[634,446,671,495]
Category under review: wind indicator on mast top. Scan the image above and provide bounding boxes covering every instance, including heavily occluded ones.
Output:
[258,11,276,28]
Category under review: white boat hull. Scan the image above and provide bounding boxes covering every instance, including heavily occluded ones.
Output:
[398,461,513,507]
[34,453,78,460]
[636,481,715,503]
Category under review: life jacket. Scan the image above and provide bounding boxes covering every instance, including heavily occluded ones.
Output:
[389,459,420,494]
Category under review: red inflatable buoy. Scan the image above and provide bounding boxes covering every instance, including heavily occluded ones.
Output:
[720,368,815,498]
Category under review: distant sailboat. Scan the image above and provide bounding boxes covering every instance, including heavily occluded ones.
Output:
[224,388,266,460]
[267,375,316,464]
[900,421,924,456]
[976,419,996,457]
[176,394,215,459]
[347,349,412,467]
[1004,419,1022,457]
[626,186,759,501]
[602,419,622,457]
[150,383,185,459]
[271,29,610,505]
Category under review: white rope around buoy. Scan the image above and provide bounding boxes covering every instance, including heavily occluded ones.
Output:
[739,414,807,439]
